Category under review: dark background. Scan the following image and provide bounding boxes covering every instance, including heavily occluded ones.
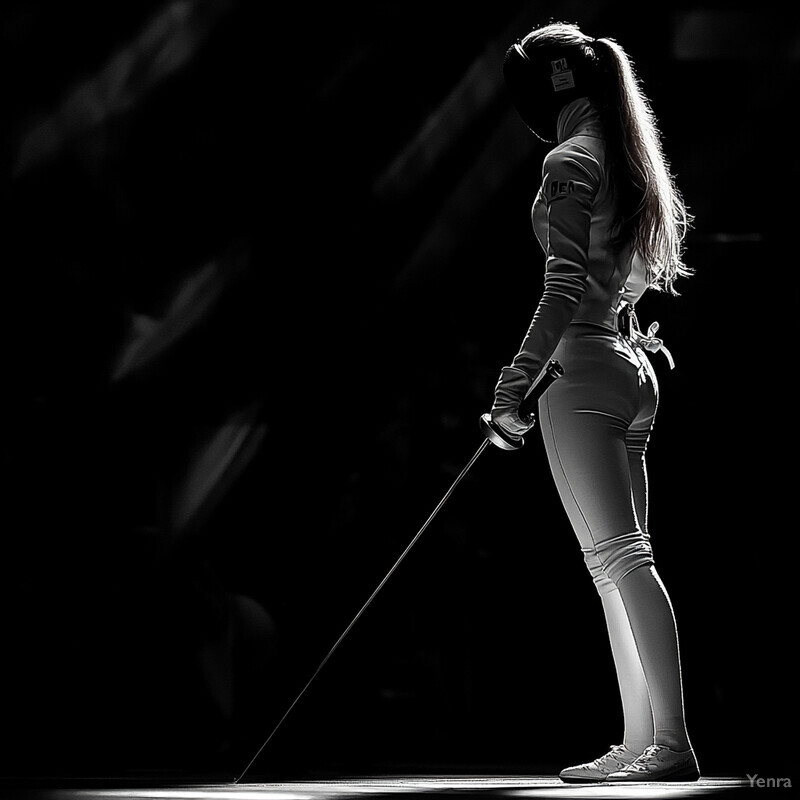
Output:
[2,0,796,785]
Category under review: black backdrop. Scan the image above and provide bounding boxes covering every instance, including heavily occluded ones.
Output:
[2,0,796,784]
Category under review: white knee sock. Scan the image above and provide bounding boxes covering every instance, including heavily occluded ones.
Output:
[600,586,654,753]
[616,564,691,751]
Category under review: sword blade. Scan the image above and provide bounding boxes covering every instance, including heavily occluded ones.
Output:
[234,436,491,783]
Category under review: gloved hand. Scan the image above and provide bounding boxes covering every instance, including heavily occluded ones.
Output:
[490,366,536,436]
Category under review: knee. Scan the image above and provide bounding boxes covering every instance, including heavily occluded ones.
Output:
[626,427,651,457]
[583,531,653,593]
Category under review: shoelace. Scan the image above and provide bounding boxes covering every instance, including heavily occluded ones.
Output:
[593,744,631,769]
[624,745,668,774]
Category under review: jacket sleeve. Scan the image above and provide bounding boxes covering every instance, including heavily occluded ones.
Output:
[510,144,601,379]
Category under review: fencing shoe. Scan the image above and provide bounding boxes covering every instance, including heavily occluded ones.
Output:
[606,744,700,782]
[559,744,641,783]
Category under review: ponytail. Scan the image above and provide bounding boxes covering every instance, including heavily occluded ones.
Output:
[592,36,693,294]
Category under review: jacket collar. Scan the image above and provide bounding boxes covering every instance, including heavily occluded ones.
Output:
[557,97,603,143]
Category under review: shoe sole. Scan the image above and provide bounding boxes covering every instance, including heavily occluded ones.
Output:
[607,765,701,783]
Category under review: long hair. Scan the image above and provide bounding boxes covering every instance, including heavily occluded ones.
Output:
[520,23,693,294]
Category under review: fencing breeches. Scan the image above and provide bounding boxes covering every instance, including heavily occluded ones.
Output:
[538,322,691,751]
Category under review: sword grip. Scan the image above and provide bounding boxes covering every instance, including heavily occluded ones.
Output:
[520,359,564,417]
[480,359,564,451]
